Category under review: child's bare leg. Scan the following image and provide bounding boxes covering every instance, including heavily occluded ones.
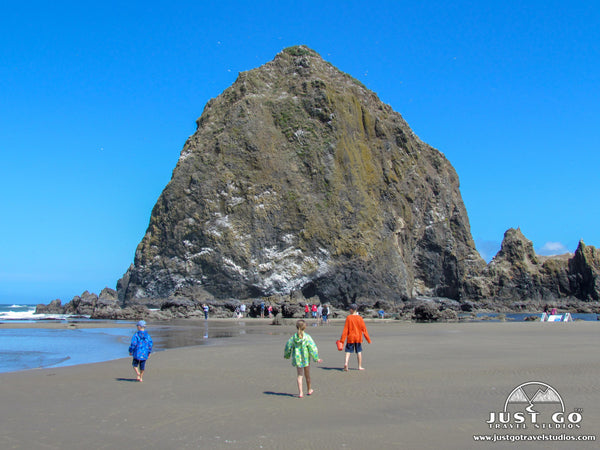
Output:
[305,366,313,394]
[357,352,365,370]
[296,367,304,397]
[139,369,145,382]
[344,352,350,371]
[133,366,141,381]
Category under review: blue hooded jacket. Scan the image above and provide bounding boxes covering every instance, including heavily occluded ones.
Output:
[129,330,153,361]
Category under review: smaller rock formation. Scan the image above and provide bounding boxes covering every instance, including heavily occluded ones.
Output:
[568,241,600,301]
[35,299,64,314]
[473,228,600,303]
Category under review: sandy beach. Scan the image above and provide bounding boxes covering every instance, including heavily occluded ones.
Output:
[1,320,599,449]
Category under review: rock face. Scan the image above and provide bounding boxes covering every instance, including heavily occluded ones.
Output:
[568,241,600,301]
[466,228,600,302]
[35,299,64,314]
[117,46,484,308]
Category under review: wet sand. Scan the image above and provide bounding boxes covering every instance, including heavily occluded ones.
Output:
[1,320,599,449]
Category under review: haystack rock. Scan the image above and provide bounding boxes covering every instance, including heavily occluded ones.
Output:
[117,45,486,308]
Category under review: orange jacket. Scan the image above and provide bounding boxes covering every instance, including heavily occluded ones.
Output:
[340,314,371,344]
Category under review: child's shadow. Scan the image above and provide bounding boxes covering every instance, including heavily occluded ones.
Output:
[115,377,139,383]
[263,391,296,397]
[318,366,346,372]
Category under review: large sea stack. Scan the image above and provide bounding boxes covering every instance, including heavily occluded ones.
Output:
[117,45,486,308]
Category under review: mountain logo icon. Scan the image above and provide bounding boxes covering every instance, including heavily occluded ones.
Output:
[504,381,564,413]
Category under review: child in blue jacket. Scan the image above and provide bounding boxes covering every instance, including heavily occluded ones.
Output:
[129,320,153,382]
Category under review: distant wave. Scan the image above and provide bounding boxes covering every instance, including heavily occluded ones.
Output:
[0,304,81,321]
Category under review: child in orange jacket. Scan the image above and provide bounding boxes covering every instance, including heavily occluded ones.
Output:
[340,304,371,371]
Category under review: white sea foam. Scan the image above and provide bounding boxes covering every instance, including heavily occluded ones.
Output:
[0,304,86,321]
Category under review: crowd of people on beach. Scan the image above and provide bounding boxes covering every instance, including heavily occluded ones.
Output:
[128,303,371,398]
[202,301,334,323]
[303,303,330,325]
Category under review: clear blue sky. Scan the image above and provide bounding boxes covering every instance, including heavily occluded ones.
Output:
[1,0,598,304]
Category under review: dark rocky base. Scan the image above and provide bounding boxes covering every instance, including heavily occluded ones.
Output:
[36,287,600,323]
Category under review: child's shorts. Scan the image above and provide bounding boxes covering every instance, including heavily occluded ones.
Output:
[132,358,147,371]
[345,343,362,353]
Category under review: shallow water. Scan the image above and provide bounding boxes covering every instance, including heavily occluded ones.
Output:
[149,319,286,348]
[461,312,599,322]
[0,319,287,373]
[0,327,132,373]
[0,304,287,373]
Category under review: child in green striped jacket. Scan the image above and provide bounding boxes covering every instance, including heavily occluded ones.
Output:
[284,319,322,398]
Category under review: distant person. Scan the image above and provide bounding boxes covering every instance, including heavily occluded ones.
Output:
[203,304,209,320]
[260,301,265,318]
[304,304,310,318]
[284,319,322,398]
[378,309,385,319]
[321,304,329,325]
[311,304,318,319]
[240,303,246,317]
[340,304,371,371]
[129,320,153,382]
[267,304,273,318]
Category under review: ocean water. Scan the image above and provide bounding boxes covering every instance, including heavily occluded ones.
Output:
[462,312,600,322]
[0,303,68,321]
[0,327,133,373]
[0,303,134,373]
[0,304,277,374]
